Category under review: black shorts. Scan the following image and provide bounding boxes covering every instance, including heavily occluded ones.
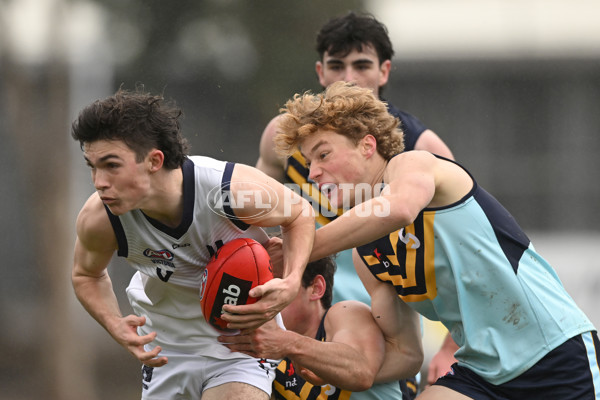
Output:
[433,331,600,400]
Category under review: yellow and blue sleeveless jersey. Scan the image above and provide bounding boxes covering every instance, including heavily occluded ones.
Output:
[356,157,595,385]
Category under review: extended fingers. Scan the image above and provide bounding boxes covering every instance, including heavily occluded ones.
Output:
[138,346,168,367]
[222,316,271,331]
[125,330,157,347]
[129,340,168,367]
[217,336,257,357]
[221,342,253,352]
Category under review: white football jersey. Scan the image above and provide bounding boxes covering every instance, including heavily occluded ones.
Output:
[106,156,270,357]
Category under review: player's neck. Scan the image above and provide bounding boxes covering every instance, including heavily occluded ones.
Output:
[141,167,184,228]
[303,307,327,339]
[367,156,388,191]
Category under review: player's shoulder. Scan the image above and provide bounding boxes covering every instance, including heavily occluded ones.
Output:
[76,193,116,251]
[262,114,284,141]
[389,150,437,167]
[187,155,225,170]
[328,300,371,318]
[386,151,448,184]
[259,115,286,159]
[385,102,421,123]
[325,300,375,334]
[256,115,287,178]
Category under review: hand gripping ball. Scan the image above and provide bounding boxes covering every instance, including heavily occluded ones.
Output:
[199,238,273,332]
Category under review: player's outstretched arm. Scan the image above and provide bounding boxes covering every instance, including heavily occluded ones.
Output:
[73,193,167,367]
[221,164,315,330]
[353,250,424,382]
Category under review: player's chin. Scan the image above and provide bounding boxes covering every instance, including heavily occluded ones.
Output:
[104,203,127,215]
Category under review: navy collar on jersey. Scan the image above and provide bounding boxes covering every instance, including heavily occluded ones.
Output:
[141,157,195,239]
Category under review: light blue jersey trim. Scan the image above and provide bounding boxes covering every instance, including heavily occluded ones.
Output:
[583,332,600,398]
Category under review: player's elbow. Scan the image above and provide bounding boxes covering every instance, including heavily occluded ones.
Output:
[375,344,424,383]
[348,370,377,392]
[386,203,417,229]
[404,345,425,378]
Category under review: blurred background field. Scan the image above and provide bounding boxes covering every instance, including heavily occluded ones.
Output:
[1,0,599,398]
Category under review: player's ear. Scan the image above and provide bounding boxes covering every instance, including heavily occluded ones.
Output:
[361,135,377,159]
[309,275,326,300]
[378,59,391,87]
[315,61,327,88]
[147,149,164,172]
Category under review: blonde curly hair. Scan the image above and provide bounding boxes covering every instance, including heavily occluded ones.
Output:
[275,81,404,160]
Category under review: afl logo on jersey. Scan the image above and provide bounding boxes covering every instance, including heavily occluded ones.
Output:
[207,180,279,220]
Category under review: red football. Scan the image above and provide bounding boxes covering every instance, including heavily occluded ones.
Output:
[200,238,273,333]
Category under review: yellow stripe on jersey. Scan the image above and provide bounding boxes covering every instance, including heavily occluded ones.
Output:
[274,356,352,399]
[299,382,314,399]
[403,225,418,288]
[402,212,437,302]
[423,212,437,300]
[366,213,437,303]
[286,160,306,189]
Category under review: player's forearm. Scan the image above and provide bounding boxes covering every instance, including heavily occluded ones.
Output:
[280,203,315,281]
[286,336,378,392]
[72,271,123,334]
[370,284,424,382]
[311,197,409,262]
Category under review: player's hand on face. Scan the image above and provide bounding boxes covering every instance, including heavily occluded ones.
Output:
[221,277,299,330]
[111,315,168,367]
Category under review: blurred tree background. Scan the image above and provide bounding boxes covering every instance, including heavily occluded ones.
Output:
[100,0,363,165]
[0,0,599,399]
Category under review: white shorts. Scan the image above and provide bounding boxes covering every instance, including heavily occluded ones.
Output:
[141,351,278,399]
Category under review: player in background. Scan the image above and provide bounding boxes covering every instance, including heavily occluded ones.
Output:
[221,256,423,400]
[256,81,599,399]
[255,11,456,390]
[71,88,315,400]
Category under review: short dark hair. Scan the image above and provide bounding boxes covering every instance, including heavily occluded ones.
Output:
[302,256,337,309]
[71,88,189,169]
[316,11,394,64]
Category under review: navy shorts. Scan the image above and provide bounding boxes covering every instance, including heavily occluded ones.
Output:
[434,331,600,399]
